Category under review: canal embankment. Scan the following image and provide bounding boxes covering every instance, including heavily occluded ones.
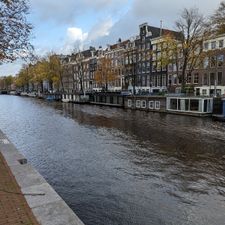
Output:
[0,129,84,225]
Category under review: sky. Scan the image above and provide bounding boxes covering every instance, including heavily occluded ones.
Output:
[0,0,223,76]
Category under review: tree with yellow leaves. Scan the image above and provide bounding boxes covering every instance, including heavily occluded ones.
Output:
[94,57,118,91]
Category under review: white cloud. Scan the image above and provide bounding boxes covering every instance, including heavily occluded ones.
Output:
[62,27,88,53]
[30,0,128,24]
[67,27,88,42]
[88,18,113,41]
[62,19,114,53]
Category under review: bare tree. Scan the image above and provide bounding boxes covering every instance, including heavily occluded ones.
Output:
[175,8,206,92]
[0,0,33,62]
[71,50,85,94]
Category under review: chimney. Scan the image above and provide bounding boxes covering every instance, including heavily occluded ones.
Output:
[160,20,163,36]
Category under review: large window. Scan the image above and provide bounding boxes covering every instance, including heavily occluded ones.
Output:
[203,73,208,85]
[170,99,178,110]
[190,100,199,111]
[162,75,167,86]
[218,72,222,85]
[157,75,161,87]
[210,73,215,85]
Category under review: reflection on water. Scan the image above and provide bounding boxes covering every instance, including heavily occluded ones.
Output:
[0,95,225,225]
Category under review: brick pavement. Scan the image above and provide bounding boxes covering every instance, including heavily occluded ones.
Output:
[0,152,40,225]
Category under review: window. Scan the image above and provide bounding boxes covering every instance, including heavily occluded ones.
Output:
[162,75,167,86]
[173,64,177,71]
[194,73,199,84]
[210,56,216,68]
[217,55,224,67]
[204,42,209,50]
[170,99,178,110]
[157,75,161,86]
[152,62,157,72]
[203,73,208,85]
[157,62,161,72]
[136,100,141,108]
[142,63,146,74]
[186,74,192,84]
[149,101,154,109]
[219,40,224,48]
[147,75,150,86]
[155,101,160,110]
[202,89,207,96]
[211,41,216,49]
[210,73,215,85]
[177,75,181,84]
[168,75,172,86]
[168,64,173,72]
[152,44,156,51]
[203,57,209,69]
[153,76,157,87]
[157,44,161,51]
[190,100,199,111]
[141,100,146,108]
[128,99,132,107]
[146,62,150,72]
[218,72,222,85]
[152,53,156,61]
[142,76,146,86]
[157,52,161,59]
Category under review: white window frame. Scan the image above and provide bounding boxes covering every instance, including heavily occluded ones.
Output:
[141,100,146,108]
[149,101,154,109]
[136,100,141,108]
[155,101,160,110]
[128,99,132,108]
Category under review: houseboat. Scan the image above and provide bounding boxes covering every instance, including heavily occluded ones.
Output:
[166,96,213,116]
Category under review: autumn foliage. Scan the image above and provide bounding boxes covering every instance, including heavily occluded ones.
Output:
[94,57,118,91]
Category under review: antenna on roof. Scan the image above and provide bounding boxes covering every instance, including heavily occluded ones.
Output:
[160,20,163,36]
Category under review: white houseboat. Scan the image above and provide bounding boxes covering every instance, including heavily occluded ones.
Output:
[166,96,213,116]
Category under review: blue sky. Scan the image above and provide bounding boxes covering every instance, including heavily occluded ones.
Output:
[0,0,223,76]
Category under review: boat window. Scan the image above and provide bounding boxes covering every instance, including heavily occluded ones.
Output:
[190,99,199,111]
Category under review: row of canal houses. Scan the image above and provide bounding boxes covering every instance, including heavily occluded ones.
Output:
[59,23,225,118]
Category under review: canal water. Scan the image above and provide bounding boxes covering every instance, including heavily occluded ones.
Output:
[0,95,225,225]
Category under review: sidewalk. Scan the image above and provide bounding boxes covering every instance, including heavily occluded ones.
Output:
[0,152,40,225]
